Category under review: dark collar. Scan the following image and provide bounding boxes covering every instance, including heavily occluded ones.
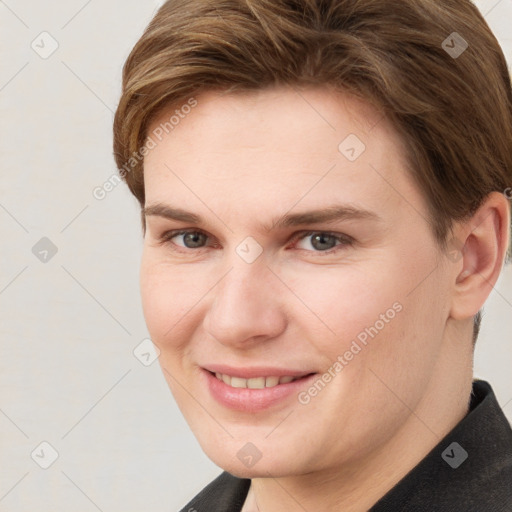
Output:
[180,380,512,512]
[370,379,512,511]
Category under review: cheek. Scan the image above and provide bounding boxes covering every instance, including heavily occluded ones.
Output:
[139,253,209,347]
[282,251,445,366]
[330,260,449,411]
[280,263,404,348]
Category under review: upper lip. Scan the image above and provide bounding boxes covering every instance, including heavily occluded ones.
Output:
[203,364,315,379]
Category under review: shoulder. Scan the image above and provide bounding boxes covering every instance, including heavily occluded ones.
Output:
[372,379,512,511]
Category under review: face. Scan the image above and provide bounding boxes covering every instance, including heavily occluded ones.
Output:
[140,86,454,478]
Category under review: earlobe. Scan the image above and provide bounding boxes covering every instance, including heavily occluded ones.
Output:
[449,191,510,320]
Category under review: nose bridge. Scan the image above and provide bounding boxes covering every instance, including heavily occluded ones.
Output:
[203,248,285,345]
[219,261,263,307]
[216,236,271,303]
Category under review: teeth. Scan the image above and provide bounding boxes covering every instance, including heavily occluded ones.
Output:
[231,377,247,388]
[247,377,266,389]
[213,372,303,388]
[265,376,280,387]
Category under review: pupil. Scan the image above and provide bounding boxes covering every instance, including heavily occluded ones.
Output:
[184,232,205,248]
[312,233,335,251]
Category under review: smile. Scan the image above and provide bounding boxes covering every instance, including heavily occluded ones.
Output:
[203,367,317,412]
[213,372,302,389]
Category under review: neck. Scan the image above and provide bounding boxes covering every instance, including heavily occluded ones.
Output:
[242,327,474,512]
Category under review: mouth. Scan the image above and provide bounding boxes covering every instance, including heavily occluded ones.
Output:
[211,371,309,389]
[202,367,317,412]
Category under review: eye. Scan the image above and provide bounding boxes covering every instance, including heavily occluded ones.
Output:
[159,229,210,249]
[157,229,354,255]
[293,231,353,254]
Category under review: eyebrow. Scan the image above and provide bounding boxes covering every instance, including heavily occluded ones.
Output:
[143,202,382,231]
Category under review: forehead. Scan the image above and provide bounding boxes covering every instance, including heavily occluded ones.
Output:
[146,86,393,159]
[142,86,423,224]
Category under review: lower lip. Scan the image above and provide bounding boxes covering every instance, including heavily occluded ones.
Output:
[203,369,317,412]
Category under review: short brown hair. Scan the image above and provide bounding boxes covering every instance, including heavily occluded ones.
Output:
[113,0,512,343]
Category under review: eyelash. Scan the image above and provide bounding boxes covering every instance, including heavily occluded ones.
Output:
[157,229,354,256]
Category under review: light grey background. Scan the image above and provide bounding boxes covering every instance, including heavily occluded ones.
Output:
[0,1,511,510]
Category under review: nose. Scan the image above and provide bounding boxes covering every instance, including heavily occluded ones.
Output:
[202,259,287,349]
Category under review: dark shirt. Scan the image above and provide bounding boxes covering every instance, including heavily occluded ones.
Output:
[179,380,512,511]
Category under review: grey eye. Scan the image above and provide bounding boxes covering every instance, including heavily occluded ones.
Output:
[179,232,208,248]
[297,233,339,251]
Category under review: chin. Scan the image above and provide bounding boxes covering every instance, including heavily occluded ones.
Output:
[201,441,306,479]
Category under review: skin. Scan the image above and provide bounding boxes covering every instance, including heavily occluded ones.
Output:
[139,85,510,512]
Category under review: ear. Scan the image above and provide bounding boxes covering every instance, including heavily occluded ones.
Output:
[449,191,511,321]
